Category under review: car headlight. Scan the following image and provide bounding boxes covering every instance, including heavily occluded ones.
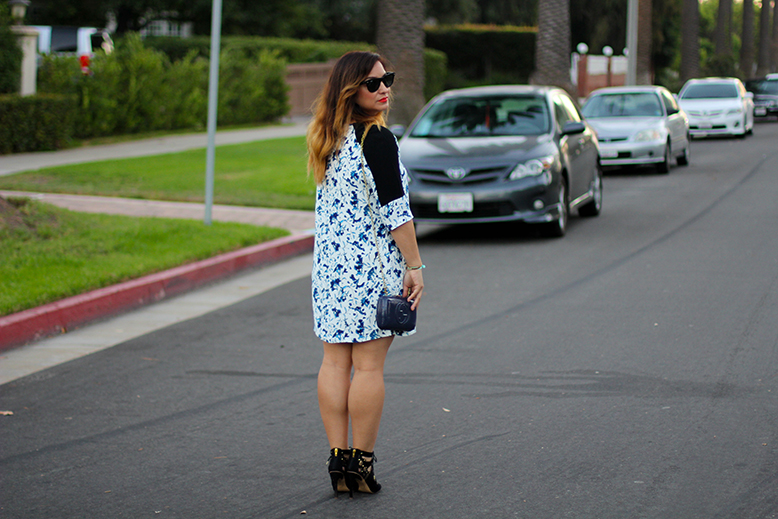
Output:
[633,129,662,142]
[727,107,743,114]
[509,155,555,180]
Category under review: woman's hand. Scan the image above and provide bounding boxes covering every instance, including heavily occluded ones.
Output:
[390,220,424,311]
[403,269,424,311]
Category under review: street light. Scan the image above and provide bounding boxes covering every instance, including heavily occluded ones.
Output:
[7,0,30,24]
[603,46,614,87]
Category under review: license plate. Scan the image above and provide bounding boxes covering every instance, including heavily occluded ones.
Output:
[755,107,767,116]
[438,193,473,213]
[698,122,713,129]
[600,150,619,159]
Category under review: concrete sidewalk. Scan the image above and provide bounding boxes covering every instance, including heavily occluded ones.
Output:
[0,121,316,378]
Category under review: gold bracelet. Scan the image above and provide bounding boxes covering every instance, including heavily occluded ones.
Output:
[406,264,426,271]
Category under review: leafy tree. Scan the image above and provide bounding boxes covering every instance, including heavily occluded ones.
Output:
[0,4,22,94]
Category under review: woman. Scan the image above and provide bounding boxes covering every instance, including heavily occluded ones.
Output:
[307,51,424,497]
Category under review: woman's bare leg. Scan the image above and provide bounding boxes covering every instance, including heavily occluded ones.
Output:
[318,342,353,449]
[349,336,393,451]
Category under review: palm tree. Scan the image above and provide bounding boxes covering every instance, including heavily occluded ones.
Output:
[636,0,652,84]
[377,0,426,126]
[756,0,771,76]
[530,0,573,93]
[740,0,754,79]
[772,1,778,73]
[740,0,755,79]
[715,0,733,55]
[680,0,700,82]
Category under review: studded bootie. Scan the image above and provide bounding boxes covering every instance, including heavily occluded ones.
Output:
[345,448,381,496]
[327,448,350,494]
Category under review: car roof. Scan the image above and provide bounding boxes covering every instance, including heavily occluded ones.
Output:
[683,77,740,85]
[433,85,561,99]
[587,86,665,96]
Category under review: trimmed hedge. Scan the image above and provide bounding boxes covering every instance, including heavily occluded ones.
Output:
[0,94,75,153]
[36,33,289,139]
[147,35,448,101]
[145,35,370,64]
[425,24,537,86]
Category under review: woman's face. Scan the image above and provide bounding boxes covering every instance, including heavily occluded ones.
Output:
[355,61,390,114]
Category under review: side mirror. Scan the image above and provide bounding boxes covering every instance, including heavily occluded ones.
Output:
[389,124,406,138]
[745,91,754,100]
[561,121,586,135]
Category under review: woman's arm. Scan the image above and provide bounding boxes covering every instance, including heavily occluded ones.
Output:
[390,220,424,310]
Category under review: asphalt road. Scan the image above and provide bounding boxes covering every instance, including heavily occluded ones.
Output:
[2,121,778,518]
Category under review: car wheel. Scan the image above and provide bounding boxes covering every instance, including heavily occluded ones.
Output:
[656,141,671,174]
[578,164,602,217]
[676,138,690,166]
[540,177,568,238]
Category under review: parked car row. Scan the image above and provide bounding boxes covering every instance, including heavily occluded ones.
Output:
[393,75,769,239]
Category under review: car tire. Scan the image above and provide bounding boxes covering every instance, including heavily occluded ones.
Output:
[676,138,690,166]
[656,141,671,174]
[540,177,568,238]
[578,164,602,217]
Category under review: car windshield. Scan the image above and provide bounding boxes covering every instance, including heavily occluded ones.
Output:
[746,80,778,95]
[410,95,550,137]
[680,83,739,99]
[582,92,663,118]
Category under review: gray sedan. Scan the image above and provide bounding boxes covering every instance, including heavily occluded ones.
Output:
[581,86,690,173]
[397,85,602,238]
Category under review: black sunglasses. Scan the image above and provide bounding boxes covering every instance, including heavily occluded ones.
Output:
[361,72,395,93]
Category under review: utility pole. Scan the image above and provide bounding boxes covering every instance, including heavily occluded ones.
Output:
[204,0,222,225]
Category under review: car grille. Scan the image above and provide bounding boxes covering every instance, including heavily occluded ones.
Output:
[411,201,516,219]
[409,166,511,185]
[687,110,724,117]
[598,137,628,143]
[690,124,727,130]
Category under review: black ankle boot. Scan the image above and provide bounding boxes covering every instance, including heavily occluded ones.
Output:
[345,448,381,496]
[327,448,350,494]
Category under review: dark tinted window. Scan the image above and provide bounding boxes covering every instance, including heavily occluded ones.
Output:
[50,26,78,53]
[582,92,663,118]
[746,80,778,95]
[410,95,550,137]
[680,83,739,99]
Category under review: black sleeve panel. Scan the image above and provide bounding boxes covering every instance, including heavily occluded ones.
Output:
[355,124,405,207]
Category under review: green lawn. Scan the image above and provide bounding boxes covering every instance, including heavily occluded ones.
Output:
[0,136,316,211]
[0,197,289,316]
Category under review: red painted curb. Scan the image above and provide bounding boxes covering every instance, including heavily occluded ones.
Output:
[0,233,314,353]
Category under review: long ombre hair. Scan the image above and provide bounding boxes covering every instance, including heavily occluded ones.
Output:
[307,51,391,185]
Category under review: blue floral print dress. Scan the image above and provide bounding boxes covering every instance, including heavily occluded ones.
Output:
[312,123,415,343]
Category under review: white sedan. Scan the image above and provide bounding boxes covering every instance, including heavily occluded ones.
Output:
[677,77,754,138]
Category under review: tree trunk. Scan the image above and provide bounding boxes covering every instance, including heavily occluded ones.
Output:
[530,0,573,94]
[636,0,652,84]
[715,0,733,55]
[680,0,700,82]
[756,0,771,76]
[376,0,426,126]
[740,0,755,79]
[772,0,778,73]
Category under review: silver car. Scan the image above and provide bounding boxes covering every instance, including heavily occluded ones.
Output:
[581,86,690,173]
[397,85,602,238]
